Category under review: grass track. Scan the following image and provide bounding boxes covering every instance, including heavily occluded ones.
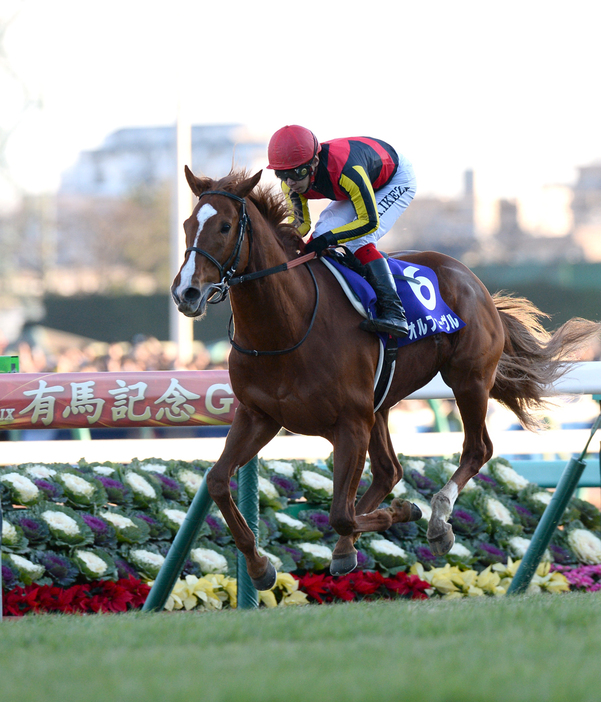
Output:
[2,592,601,702]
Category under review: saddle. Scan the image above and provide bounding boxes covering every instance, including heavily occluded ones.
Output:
[321,249,465,411]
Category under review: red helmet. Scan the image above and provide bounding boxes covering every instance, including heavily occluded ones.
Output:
[267,125,321,170]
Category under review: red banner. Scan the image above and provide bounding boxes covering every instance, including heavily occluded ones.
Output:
[0,371,238,430]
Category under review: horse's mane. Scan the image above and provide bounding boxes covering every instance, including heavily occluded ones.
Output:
[214,169,304,257]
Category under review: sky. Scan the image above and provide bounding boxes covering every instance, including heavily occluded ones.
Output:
[2,0,601,231]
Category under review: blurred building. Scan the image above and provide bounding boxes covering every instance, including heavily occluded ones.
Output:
[491,198,582,264]
[384,170,477,260]
[44,124,267,295]
[60,124,265,197]
[571,163,601,261]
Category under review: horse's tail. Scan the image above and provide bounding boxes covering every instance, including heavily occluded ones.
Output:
[489,292,601,430]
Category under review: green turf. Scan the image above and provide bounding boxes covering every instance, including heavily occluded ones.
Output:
[2,593,600,702]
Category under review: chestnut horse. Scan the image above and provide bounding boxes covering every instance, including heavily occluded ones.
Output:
[171,167,599,590]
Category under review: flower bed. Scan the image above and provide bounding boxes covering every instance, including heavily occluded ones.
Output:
[2,454,601,614]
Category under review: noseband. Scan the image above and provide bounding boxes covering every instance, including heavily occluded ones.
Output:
[184,188,320,356]
[185,190,252,304]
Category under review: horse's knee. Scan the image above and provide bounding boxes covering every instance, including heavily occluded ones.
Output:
[329,509,354,537]
[205,467,230,503]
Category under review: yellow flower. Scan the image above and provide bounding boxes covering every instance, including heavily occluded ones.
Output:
[467,585,485,597]
[536,561,551,577]
[184,575,223,610]
[476,566,506,595]
[275,572,299,594]
[530,570,570,594]
[429,565,460,595]
[259,589,278,608]
[280,590,309,606]
[164,579,195,611]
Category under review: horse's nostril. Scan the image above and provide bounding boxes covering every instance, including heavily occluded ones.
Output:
[182,287,201,304]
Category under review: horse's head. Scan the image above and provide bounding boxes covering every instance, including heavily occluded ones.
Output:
[171,166,262,317]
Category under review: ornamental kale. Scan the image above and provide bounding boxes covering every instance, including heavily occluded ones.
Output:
[114,555,140,580]
[2,562,19,590]
[549,541,578,566]
[298,509,336,541]
[449,508,487,538]
[270,474,303,500]
[570,498,601,532]
[100,510,151,545]
[474,473,499,490]
[356,549,376,571]
[10,513,51,549]
[153,473,186,503]
[35,503,95,548]
[513,503,540,532]
[205,514,232,546]
[132,512,171,541]
[405,469,439,498]
[385,520,419,541]
[34,550,79,588]
[80,513,118,550]
[96,476,132,505]
[32,479,64,502]
[475,541,508,566]
[54,471,108,508]
[413,544,444,569]
[258,512,281,543]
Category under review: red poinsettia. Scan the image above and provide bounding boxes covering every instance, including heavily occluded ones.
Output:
[1,577,151,617]
[294,569,430,603]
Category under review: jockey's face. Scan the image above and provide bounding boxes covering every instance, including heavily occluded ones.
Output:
[282,156,319,195]
[285,173,311,194]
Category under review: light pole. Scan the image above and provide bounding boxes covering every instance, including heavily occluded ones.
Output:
[169,105,194,364]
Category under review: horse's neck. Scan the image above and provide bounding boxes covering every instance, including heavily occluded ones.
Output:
[230,224,309,342]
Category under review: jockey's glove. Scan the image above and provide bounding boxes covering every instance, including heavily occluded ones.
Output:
[304,232,338,256]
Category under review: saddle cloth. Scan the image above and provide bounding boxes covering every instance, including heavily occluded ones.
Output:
[321,256,466,347]
[320,255,466,411]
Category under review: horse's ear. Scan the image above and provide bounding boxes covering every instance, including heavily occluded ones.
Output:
[234,170,262,199]
[185,165,212,198]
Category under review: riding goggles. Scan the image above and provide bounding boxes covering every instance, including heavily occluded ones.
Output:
[274,163,312,182]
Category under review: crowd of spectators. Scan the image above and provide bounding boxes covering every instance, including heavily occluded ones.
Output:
[1,330,230,375]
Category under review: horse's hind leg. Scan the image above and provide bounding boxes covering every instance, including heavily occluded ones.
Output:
[331,411,422,574]
[427,375,494,555]
[205,404,281,589]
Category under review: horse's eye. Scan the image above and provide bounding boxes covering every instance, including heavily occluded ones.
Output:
[220,223,231,234]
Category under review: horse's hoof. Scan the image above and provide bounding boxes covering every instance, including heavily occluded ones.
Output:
[330,552,358,576]
[390,498,422,523]
[408,502,422,522]
[427,524,455,556]
[251,560,277,591]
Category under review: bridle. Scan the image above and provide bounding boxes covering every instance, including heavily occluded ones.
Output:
[185,190,251,305]
[185,189,319,356]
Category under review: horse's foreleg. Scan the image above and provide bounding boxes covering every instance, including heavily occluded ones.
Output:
[329,423,372,576]
[428,378,494,555]
[205,405,281,589]
[333,411,421,566]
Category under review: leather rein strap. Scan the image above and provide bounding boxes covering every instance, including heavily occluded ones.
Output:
[186,189,319,357]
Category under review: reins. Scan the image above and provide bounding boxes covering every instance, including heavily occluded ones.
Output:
[186,189,319,357]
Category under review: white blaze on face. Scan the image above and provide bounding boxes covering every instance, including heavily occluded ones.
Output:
[177,203,218,297]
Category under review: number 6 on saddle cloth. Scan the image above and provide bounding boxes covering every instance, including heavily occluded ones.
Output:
[323,251,465,410]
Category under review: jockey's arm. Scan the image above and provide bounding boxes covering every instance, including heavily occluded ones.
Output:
[282,182,311,236]
[328,166,380,244]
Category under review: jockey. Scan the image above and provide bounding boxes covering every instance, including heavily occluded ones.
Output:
[267,124,416,338]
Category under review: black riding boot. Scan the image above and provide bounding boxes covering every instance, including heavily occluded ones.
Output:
[359,257,409,338]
